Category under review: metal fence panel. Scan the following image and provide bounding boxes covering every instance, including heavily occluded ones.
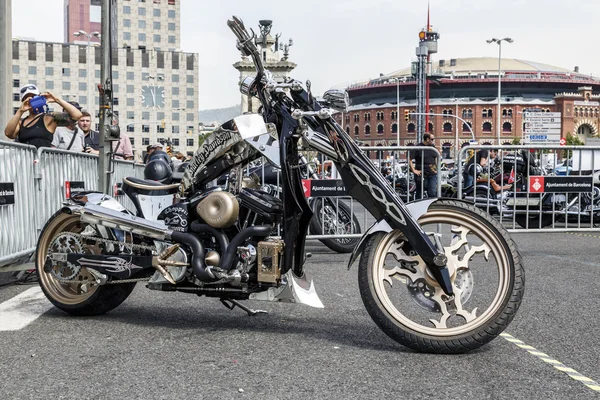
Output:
[0,142,38,265]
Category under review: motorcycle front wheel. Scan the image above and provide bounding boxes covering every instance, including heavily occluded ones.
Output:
[36,210,137,316]
[358,199,524,353]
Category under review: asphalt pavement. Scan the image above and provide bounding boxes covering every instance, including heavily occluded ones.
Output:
[0,232,599,400]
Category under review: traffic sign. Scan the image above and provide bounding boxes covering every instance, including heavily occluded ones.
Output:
[523,112,562,144]
[559,138,566,146]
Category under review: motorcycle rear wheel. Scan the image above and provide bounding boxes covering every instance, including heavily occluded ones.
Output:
[358,199,524,353]
[36,211,137,316]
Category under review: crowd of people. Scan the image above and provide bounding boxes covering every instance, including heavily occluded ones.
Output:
[3,83,192,165]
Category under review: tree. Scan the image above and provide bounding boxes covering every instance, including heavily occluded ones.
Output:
[511,137,521,145]
[563,132,584,159]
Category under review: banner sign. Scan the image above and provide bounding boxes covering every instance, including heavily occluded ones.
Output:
[302,179,347,197]
[529,176,593,193]
[0,182,15,206]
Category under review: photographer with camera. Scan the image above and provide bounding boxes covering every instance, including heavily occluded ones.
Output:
[4,84,83,149]
[52,101,86,152]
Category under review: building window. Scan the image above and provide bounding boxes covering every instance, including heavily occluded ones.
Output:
[113,97,119,105]
[78,68,86,77]
[186,138,194,147]
[142,137,150,146]
[186,88,194,96]
[28,42,36,61]
[390,111,396,120]
[138,7,146,15]
[443,122,452,133]
[13,79,20,88]
[139,33,146,42]
[12,93,19,101]
[172,74,179,83]
[186,75,194,83]
[482,108,493,118]
[78,46,86,63]
[168,10,176,18]
[153,8,161,17]
[428,122,434,133]
[139,20,146,29]
[79,82,87,91]
[172,87,179,96]
[168,0,175,4]
[391,123,398,133]
[127,98,135,106]
[172,126,180,134]
[12,65,19,74]
[126,49,134,66]
[125,85,134,94]
[153,21,161,30]
[168,22,176,31]
[126,71,134,81]
[12,41,19,60]
[127,111,135,120]
[46,81,54,89]
[407,123,416,133]
[186,54,194,70]
[28,66,37,75]
[154,34,161,43]
[142,111,150,120]
[45,44,53,62]
[62,81,70,90]
[157,51,164,68]
[142,51,149,67]
[127,125,136,134]
[45,67,54,76]
[62,44,70,63]
[172,54,179,69]
[377,124,384,134]
[123,19,131,28]
[364,113,371,121]
[462,122,473,133]
[124,32,131,41]
[186,113,194,122]
[462,109,473,119]
[172,112,179,121]
[482,121,492,133]
[502,122,512,132]
[353,114,359,122]
[502,108,513,117]
[365,125,371,135]
[124,5,131,13]
[142,125,150,133]
[157,124,165,133]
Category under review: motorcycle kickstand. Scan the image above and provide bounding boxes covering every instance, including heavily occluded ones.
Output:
[220,298,268,317]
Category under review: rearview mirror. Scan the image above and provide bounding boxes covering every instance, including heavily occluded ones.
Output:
[321,89,349,113]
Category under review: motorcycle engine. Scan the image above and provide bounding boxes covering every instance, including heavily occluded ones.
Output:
[237,188,283,225]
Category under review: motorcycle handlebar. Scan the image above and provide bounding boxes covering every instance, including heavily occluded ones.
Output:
[227,16,264,76]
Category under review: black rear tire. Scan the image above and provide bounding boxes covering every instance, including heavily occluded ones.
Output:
[310,198,361,253]
[36,210,137,316]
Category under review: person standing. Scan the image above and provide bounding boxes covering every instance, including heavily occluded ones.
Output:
[78,111,100,152]
[4,84,83,149]
[409,133,438,199]
[52,101,86,151]
[112,131,134,160]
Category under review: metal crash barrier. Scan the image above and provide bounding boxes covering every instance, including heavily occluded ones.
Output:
[457,145,600,233]
[0,141,145,271]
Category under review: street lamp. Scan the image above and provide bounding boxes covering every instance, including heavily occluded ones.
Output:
[73,30,100,111]
[487,37,513,145]
[390,78,401,145]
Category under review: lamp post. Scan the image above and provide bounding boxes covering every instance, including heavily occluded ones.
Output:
[73,30,100,111]
[390,78,400,145]
[486,37,513,145]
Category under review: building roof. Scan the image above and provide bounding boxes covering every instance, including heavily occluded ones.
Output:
[383,57,576,79]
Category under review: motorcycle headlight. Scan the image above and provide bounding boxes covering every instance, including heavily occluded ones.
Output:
[239,75,258,97]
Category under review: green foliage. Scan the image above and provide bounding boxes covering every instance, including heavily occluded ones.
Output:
[511,137,521,145]
[565,132,584,146]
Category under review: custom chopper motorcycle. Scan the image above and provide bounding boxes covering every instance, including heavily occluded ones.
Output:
[36,17,524,353]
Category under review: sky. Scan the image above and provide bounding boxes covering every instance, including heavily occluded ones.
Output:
[11,0,600,110]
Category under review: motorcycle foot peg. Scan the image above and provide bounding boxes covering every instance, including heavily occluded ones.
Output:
[153,263,177,285]
[220,298,268,316]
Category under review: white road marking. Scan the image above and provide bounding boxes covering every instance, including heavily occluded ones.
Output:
[0,287,52,331]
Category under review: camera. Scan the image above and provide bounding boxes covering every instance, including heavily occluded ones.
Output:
[29,95,48,114]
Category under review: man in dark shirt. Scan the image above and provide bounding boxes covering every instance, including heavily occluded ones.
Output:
[78,111,100,152]
[409,133,438,199]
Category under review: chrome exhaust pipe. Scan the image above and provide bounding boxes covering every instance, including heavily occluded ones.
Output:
[66,203,173,241]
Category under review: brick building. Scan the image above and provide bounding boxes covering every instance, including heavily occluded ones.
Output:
[337,57,600,159]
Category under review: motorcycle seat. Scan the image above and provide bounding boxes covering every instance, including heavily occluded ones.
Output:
[122,177,180,192]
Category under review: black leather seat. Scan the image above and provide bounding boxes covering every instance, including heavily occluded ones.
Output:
[122,176,180,192]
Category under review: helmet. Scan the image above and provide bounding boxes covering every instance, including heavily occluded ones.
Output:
[148,150,172,167]
[144,159,173,184]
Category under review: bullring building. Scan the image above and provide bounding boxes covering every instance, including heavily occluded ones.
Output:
[336,57,600,159]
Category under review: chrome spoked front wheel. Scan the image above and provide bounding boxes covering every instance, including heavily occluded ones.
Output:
[358,199,524,353]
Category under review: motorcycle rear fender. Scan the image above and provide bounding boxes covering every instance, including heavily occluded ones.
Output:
[68,191,129,213]
[347,198,436,269]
